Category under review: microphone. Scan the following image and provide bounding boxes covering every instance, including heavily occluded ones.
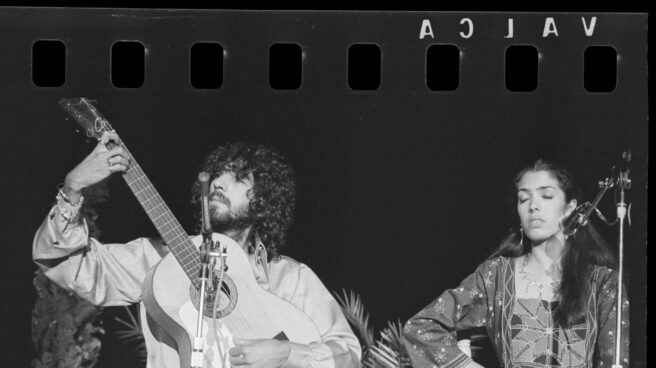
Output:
[559,208,583,236]
[198,172,212,235]
[616,150,631,190]
[559,202,593,236]
[559,150,631,237]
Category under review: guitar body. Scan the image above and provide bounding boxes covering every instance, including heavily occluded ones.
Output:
[143,233,322,368]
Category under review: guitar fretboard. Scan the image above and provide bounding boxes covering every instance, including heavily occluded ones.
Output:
[119,144,202,289]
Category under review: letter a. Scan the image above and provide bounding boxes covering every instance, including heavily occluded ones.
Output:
[543,17,559,37]
[582,17,597,36]
[419,19,435,39]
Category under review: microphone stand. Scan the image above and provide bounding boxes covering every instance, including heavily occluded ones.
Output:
[558,151,631,368]
[191,172,221,368]
[612,152,631,368]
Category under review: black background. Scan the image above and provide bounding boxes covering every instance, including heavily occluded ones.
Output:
[0,8,648,368]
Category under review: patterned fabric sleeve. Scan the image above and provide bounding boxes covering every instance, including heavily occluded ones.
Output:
[403,261,494,368]
[594,267,630,368]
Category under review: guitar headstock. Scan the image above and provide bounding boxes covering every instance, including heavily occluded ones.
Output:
[59,98,115,140]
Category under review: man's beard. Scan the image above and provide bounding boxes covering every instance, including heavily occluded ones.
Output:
[209,201,253,233]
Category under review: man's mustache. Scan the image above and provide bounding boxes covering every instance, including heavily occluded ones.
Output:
[209,191,230,205]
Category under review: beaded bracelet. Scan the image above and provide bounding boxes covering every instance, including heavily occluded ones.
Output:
[56,188,85,222]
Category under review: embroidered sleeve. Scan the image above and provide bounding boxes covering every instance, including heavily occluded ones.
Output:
[594,268,630,368]
[402,260,495,367]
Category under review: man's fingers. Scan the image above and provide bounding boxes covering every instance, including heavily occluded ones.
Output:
[99,130,119,144]
[233,337,267,346]
[96,131,120,151]
[109,163,128,172]
[228,346,249,366]
[102,147,130,170]
[107,155,129,167]
[229,346,244,357]
[232,337,249,346]
[107,146,125,156]
[228,355,248,366]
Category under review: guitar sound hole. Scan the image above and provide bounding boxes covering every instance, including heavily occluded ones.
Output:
[189,274,238,318]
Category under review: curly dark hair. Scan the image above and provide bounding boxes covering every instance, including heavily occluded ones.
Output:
[491,159,616,327]
[191,143,296,260]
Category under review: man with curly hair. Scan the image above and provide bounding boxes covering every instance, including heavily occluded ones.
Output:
[33,132,361,368]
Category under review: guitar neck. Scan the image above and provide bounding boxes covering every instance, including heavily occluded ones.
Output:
[58,98,202,288]
[119,143,201,287]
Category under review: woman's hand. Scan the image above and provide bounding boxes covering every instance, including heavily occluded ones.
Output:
[228,338,291,368]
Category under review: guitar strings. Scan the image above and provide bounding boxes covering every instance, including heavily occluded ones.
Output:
[212,264,228,367]
[208,250,261,367]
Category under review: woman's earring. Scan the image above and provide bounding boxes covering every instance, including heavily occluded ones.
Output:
[519,226,524,247]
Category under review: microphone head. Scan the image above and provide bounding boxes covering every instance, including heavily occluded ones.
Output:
[559,202,591,236]
[198,171,210,182]
[199,171,210,196]
[559,212,580,236]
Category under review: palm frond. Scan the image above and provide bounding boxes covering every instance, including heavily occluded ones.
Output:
[333,289,375,348]
[380,320,407,354]
[365,319,412,368]
[366,343,402,368]
[114,306,147,362]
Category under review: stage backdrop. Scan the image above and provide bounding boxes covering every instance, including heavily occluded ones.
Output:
[0,9,647,368]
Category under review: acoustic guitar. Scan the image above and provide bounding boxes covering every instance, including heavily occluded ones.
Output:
[59,98,321,368]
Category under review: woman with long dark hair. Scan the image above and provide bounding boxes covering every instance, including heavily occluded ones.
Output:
[403,159,629,368]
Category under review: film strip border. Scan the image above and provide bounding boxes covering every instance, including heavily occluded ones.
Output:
[32,40,618,92]
[9,10,644,95]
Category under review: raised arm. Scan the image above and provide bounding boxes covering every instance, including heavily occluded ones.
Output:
[33,131,165,306]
